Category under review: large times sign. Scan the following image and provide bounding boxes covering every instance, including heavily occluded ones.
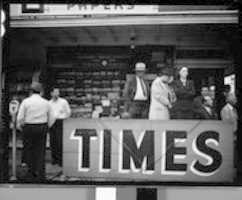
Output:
[63,119,234,182]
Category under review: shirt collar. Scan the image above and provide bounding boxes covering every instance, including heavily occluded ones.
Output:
[31,93,41,97]
[136,76,142,80]
[51,97,60,102]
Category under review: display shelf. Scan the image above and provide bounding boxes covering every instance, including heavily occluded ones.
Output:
[53,67,126,118]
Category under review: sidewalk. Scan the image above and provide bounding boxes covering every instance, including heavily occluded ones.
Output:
[8,143,65,181]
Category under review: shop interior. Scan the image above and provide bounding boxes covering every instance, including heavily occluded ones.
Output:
[6,24,237,119]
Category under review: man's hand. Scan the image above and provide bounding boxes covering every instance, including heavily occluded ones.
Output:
[9,122,14,130]
[168,103,172,109]
[16,123,23,131]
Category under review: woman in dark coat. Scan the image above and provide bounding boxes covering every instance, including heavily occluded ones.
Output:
[171,66,195,119]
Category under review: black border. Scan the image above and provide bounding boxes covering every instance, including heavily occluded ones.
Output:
[1,0,242,187]
[2,0,241,6]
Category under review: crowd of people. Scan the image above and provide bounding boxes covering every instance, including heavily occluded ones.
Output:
[13,62,237,181]
[122,62,237,124]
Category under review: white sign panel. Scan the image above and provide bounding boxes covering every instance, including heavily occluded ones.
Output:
[10,4,159,17]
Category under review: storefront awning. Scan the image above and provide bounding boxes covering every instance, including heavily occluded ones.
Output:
[10,10,238,28]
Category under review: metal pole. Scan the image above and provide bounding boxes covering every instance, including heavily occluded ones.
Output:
[10,116,17,181]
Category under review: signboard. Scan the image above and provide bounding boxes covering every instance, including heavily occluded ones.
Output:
[10,4,159,17]
[64,119,234,182]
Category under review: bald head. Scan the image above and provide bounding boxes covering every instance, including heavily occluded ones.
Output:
[30,82,43,94]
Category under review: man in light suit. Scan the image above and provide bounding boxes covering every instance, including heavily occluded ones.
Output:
[123,62,150,119]
[221,92,237,132]
[149,68,173,120]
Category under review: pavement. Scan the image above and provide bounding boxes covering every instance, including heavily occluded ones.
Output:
[8,145,66,182]
[8,137,242,183]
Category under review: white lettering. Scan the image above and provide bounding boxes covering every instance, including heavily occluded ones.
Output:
[161,131,186,176]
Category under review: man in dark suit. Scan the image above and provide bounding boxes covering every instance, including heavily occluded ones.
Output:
[193,85,209,111]
[122,62,150,119]
[194,96,217,120]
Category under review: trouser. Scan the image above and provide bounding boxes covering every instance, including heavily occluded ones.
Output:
[49,119,63,166]
[22,123,48,180]
[129,101,149,119]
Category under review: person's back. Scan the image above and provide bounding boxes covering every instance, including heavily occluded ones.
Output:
[16,82,55,181]
[22,94,50,124]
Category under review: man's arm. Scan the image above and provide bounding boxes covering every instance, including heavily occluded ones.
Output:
[173,80,195,99]
[64,99,71,118]
[47,103,56,128]
[187,80,196,97]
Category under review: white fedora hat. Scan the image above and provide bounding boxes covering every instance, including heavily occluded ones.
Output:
[135,62,146,71]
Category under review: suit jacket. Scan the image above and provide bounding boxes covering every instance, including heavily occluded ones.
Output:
[172,79,195,101]
[171,79,195,116]
[149,77,170,120]
[194,106,218,120]
[193,95,203,110]
[220,103,238,132]
[123,75,150,112]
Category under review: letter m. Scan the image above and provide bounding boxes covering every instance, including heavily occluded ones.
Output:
[122,130,154,171]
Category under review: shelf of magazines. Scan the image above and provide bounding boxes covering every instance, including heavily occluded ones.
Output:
[54,69,126,118]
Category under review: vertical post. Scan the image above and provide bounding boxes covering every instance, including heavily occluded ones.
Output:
[234,25,241,176]
[0,2,10,182]
[214,68,224,119]
[0,2,3,182]
[9,99,19,181]
[10,115,17,180]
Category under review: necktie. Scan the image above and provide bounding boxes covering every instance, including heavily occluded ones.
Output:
[140,78,147,97]
[207,107,212,115]
[167,89,171,103]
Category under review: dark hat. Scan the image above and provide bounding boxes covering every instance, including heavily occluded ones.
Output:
[30,82,42,93]
[160,67,173,76]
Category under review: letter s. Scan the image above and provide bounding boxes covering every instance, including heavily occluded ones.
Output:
[191,131,222,176]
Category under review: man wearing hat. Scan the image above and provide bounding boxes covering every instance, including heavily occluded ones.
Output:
[149,67,173,120]
[123,62,150,119]
[17,82,55,181]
